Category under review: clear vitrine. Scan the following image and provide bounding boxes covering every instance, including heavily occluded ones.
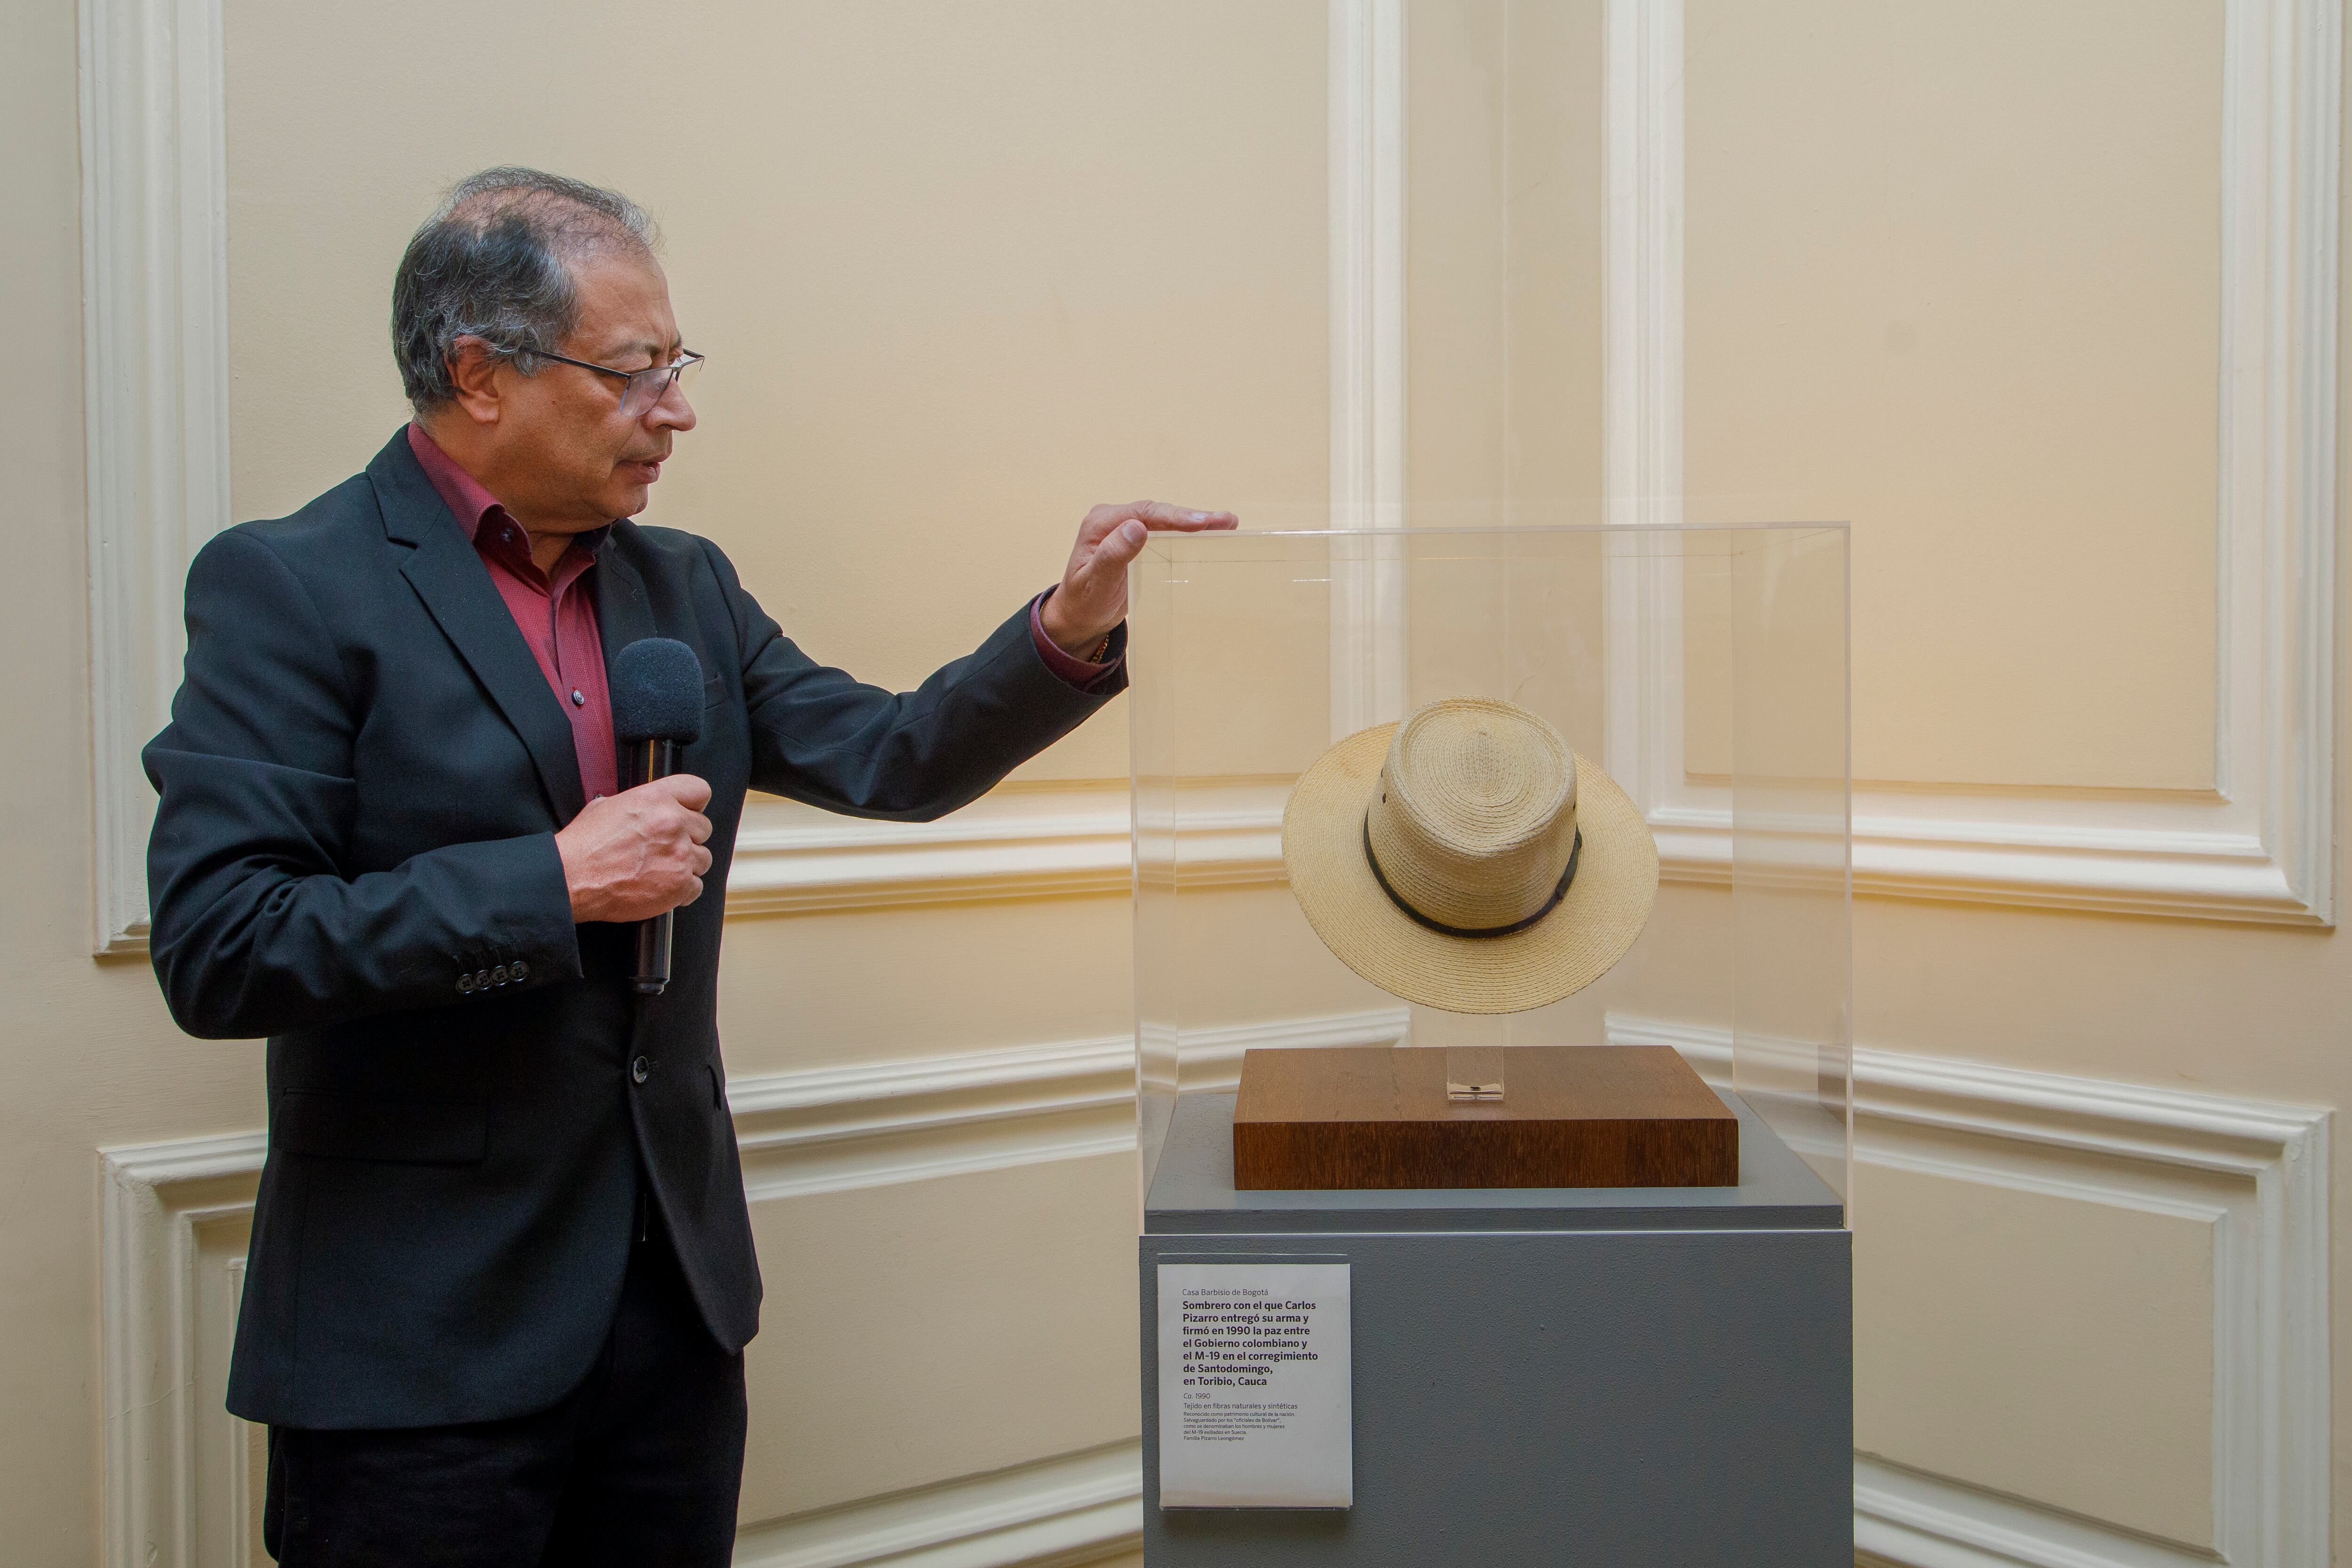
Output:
[1128,524,1851,1210]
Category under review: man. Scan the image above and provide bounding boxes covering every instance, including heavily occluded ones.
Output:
[143,167,1234,1566]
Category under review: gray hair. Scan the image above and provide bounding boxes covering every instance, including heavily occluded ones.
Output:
[391,167,659,413]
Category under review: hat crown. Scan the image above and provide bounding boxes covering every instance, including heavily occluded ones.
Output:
[1366,699,1578,931]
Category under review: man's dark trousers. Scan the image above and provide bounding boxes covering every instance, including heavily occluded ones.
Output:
[145,429,1125,1551]
[263,1211,747,1567]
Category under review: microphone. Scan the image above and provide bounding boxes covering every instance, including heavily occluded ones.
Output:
[610,637,705,996]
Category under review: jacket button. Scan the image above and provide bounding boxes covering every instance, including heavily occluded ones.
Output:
[511,959,529,981]
[492,964,509,985]
[475,969,491,992]
[631,1056,652,1084]
[456,974,474,995]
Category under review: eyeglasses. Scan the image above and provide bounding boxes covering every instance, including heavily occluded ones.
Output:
[528,347,705,419]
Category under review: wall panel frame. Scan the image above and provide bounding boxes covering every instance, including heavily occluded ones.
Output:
[1327,0,1411,740]
[80,0,232,954]
[97,1009,1409,1568]
[1612,1015,2331,1568]
[1604,0,2342,926]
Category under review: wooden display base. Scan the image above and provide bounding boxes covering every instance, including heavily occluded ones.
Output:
[1231,1045,1738,1190]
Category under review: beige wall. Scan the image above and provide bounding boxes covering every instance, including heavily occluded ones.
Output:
[1686,0,2225,792]
[223,0,1330,787]
[14,1,2352,1565]
[5,4,137,1563]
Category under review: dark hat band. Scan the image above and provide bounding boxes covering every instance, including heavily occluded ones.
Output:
[1361,814,1581,939]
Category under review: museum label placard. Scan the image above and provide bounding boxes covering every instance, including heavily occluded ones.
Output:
[1156,1261,1352,1509]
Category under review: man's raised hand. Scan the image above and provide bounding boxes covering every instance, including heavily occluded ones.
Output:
[555,773,715,923]
[1037,500,1238,656]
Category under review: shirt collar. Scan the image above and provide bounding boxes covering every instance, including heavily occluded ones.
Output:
[405,421,506,543]
[406,421,619,561]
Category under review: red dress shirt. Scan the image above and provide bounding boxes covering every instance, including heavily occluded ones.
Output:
[405,424,1120,810]
[408,425,618,800]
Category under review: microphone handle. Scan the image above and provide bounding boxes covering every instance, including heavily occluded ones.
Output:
[624,738,679,996]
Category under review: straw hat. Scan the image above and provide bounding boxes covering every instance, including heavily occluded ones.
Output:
[1282,698,1658,1014]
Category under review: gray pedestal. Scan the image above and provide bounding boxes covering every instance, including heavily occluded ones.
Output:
[1140,1090,1853,1567]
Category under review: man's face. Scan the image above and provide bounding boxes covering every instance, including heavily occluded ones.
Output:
[495,251,696,531]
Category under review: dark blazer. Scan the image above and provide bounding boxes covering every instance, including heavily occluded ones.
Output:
[144,428,1124,1430]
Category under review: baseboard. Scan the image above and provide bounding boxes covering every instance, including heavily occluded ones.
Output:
[731,1441,1141,1568]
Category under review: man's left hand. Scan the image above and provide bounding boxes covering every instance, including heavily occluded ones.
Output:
[1040,500,1239,656]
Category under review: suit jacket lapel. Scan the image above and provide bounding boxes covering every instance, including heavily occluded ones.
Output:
[594,531,658,681]
[369,431,588,825]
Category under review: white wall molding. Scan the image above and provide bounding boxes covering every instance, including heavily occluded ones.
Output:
[108,1016,2328,1568]
[728,1036,1138,1203]
[1609,0,2340,926]
[99,1008,1397,1567]
[2217,0,2341,928]
[1327,0,1410,741]
[1602,0,1684,534]
[80,0,234,955]
[114,767,1285,943]
[1598,0,1691,847]
[101,1130,266,1568]
[1169,1007,1410,1090]
[1852,1457,2243,1568]
[99,1050,1138,1567]
[118,771,1287,947]
[725,782,1284,920]
[1612,1014,2330,1568]
[1850,1049,2331,1568]
[732,1441,1141,1568]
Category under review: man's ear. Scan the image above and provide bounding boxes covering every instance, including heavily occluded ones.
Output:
[446,337,505,426]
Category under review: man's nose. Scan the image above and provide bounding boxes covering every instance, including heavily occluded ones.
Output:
[649,385,696,433]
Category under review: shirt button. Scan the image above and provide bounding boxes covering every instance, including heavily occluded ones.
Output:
[631,1056,652,1084]
[571,689,585,707]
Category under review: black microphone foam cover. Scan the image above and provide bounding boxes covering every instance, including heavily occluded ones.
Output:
[610,637,705,744]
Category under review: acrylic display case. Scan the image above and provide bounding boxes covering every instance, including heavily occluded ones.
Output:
[1128,523,1853,1203]
[1128,525,1854,1559]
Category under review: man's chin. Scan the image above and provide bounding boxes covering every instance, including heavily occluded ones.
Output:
[602,480,655,520]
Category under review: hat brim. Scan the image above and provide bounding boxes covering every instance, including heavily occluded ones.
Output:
[1282,724,1660,1015]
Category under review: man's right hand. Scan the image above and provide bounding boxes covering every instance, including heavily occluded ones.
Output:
[554,774,715,923]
